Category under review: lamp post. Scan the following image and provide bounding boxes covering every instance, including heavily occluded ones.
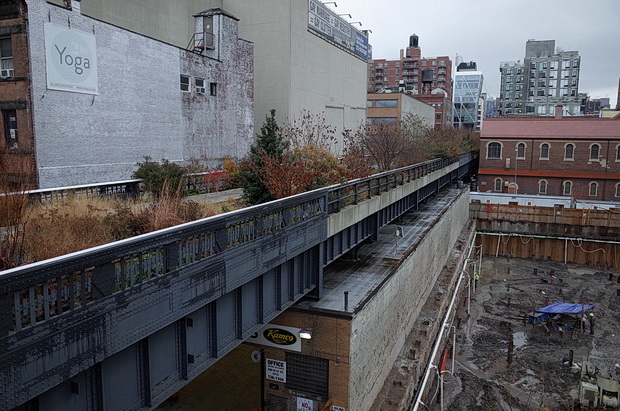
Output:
[514,146,518,194]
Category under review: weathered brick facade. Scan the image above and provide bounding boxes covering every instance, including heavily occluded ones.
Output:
[0,2,37,188]
[0,0,254,189]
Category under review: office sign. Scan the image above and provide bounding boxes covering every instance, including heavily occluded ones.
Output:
[44,23,98,94]
[307,0,371,60]
[247,324,302,352]
[266,358,286,383]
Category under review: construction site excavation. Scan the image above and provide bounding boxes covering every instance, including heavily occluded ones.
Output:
[428,204,620,411]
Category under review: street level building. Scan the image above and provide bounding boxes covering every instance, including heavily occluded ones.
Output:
[368,34,453,128]
[0,0,253,188]
[498,39,585,117]
[478,107,620,201]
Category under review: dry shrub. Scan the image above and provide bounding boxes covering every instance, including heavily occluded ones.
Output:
[6,175,232,265]
[24,196,112,262]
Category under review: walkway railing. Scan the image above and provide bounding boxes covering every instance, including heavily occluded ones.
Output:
[0,156,465,336]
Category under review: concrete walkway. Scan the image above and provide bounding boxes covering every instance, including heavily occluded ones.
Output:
[187,188,243,204]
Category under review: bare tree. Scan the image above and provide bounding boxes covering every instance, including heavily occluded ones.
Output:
[0,153,34,269]
[282,110,339,153]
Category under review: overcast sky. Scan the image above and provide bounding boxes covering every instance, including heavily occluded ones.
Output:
[330,0,620,107]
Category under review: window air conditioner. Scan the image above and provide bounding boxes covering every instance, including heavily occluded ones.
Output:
[196,87,206,94]
[0,69,14,78]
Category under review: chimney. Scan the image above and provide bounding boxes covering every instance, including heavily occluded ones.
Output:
[554,105,563,119]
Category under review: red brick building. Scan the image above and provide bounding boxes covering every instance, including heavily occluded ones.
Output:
[368,34,452,128]
[478,109,620,201]
[0,1,37,189]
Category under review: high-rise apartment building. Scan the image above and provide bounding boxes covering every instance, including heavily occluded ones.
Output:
[498,40,585,117]
[368,34,452,127]
[452,61,484,130]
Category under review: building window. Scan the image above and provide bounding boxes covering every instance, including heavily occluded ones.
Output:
[487,142,501,159]
[0,37,13,78]
[589,144,600,161]
[616,145,620,161]
[516,143,525,159]
[180,75,190,92]
[540,143,550,160]
[195,78,206,94]
[366,117,397,125]
[375,99,398,108]
[616,183,620,197]
[564,144,574,160]
[538,180,547,194]
[3,109,17,147]
[210,82,217,96]
[563,181,572,196]
[494,178,502,192]
[285,353,329,398]
[589,182,598,197]
[366,100,373,108]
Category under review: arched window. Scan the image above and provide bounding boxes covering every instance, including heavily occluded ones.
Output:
[516,143,525,158]
[590,144,600,161]
[564,144,574,160]
[494,178,502,191]
[538,180,547,194]
[589,182,598,197]
[540,143,550,159]
[563,181,572,196]
[487,142,501,159]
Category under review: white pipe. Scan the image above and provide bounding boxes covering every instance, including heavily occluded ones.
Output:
[411,232,477,411]
[478,231,620,246]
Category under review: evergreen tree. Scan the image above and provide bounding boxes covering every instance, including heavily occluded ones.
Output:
[240,109,290,204]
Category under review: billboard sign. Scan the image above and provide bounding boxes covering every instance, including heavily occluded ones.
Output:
[308,0,371,60]
[44,23,98,95]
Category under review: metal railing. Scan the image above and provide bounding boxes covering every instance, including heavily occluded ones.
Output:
[0,155,469,335]
[326,157,457,213]
[0,189,327,335]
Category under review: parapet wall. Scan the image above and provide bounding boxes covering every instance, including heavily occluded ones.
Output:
[348,189,470,411]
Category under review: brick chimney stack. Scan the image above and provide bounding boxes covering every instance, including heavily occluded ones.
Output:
[554,105,563,119]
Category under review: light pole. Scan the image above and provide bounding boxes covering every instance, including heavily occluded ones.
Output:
[514,146,518,194]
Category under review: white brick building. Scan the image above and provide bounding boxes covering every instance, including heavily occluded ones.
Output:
[0,0,253,188]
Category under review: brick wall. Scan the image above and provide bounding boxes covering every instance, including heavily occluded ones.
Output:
[480,138,620,201]
[24,0,253,188]
[0,4,37,187]
[259,311,352,411]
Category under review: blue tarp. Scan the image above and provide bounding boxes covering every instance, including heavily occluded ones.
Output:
[528,302,595,325]
[535,302,595,314]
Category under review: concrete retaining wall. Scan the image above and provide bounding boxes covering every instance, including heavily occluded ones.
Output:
[348,189,470,411]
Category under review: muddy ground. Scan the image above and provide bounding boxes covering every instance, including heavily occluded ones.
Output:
[436,256,620,411]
